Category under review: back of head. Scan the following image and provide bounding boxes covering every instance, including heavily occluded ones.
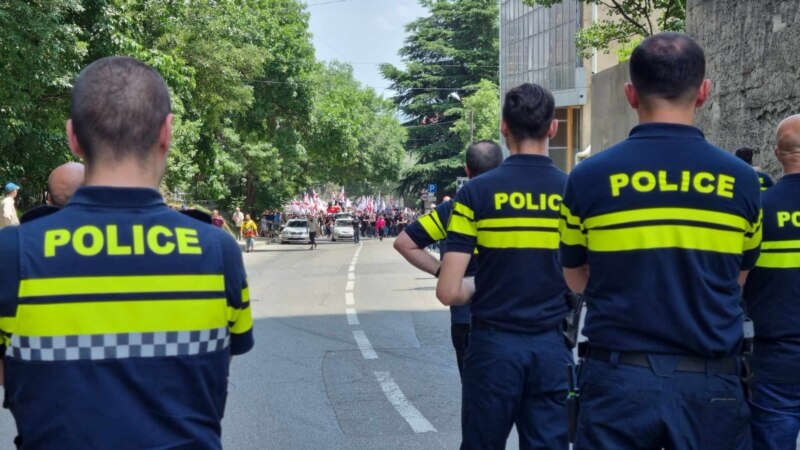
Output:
[502,83,555,142]
[47,162,85,207]
[71,56,171,167]
[777,115,800,159]
[734,148,755,166]
[629,32,706,104]
[465,140,504,177]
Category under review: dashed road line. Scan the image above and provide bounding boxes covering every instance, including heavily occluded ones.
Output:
[345,292,355,305]
[348,272,355,280]
[374,371,437,434]
[345,280,354,291]
[345,308,360,325]
[352,330,378,359]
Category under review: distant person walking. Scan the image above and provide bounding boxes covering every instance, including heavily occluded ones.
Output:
[232,207,244,240]
[376,215,386,241]
[211,210,225,228]
[309,215,318,250]
[1,182,20,228]
[242,214,258,253]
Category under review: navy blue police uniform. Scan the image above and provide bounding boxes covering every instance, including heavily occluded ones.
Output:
[757,171,775,191]
[560,123,761,450]
[0,187,254,449]
[404,200,476,377]
[447,154,571,450]
[743,173,800,449]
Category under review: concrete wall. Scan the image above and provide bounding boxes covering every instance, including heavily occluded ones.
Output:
[590,60,639,152]
[688,0,800,176]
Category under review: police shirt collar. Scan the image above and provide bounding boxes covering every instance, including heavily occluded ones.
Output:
[503,154,555,167]
[778,173,800,183]
[629,122,705,140]
[68,186,166,208]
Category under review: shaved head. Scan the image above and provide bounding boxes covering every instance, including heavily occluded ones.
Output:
[47,162,85,207]
[777,115,800,155]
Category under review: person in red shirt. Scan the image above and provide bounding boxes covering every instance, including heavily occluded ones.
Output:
[376,215,386,241]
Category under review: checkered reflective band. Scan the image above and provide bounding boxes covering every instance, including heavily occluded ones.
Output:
[5,327,229,361]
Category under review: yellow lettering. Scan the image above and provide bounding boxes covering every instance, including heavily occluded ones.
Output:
[73,226,104,256]
[548,194,562,211]
[509,192,525,209]
[632,171,657,192]
[494,193,508,209]
[680,171,691,192]
[175,228,202,255]
[147,226,175,255]
[106,225,132,256]
[778,211,791,227]
[693,172,715,194]
[525,193,540,210]
[44,229,71,257]
[658,171,678,192]
[717,174,735,198]
[610,173,629,197]
[132,225,145,255]
[794,212,800,227]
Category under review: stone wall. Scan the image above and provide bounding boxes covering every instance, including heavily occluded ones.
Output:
[590,60,639,152]
[688,0,800,176]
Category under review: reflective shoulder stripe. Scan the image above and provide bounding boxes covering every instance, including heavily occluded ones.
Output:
[559,204,586,247]
[228,304,254,334]
[587,225,744,253]
[452,202,475,221]
[448,213,477,237]
[19,274,225,298]
[418,212,446,241]
[583,207,749,231]
[743,209,763,251]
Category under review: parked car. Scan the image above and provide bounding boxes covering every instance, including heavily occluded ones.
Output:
[281,219,310,244]
[331,219,354,241]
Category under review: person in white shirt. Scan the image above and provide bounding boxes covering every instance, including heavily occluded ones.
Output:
[1,182,20,228]
[232,207,244,241]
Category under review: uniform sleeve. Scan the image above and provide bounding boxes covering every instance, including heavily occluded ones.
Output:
[741,175,763,270]
[0,227,21,359]
[446,187,478,254]
[405,204,448,249]
[220,234,254,355]
[559,175,588,268]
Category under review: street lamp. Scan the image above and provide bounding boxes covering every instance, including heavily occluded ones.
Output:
[448,91,474,144]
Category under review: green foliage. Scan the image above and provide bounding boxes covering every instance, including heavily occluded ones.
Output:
[523,0,685,59]
[381,0,499,196]
[447,79,501,145]
[0,0,407,212]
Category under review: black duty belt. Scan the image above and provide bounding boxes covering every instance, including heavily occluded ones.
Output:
[587,347,738,375]
[470,317,549,335]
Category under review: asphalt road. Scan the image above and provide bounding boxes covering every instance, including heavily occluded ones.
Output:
[1,236,798,449]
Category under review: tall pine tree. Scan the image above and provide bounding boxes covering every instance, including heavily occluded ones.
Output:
[381,0,498,197]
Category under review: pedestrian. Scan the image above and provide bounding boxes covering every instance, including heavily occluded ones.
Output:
[437,83,572,450]
[743,114,800,450]
[211,209,225,228]
[352,214,361,244]
[260,212,268,237]
[21,162,85,223]
[242,213,258,253]
[735,147,775,190]
[308,214,318,250]
[559,33,760,450]
[1,182,20,228]
[232,207,244,240]
[376,215,386,241]
[0,56,253,449]
[395,140,503,378]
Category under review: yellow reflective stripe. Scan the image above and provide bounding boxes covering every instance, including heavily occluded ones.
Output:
[583,208,749,231]
[419,213,446,241]
[448,213,477,237]
[755,252,800,268]
[228,305,253,334]
[587,225,745,253]
[560,204,582,227]
[743,210,763,251]
[477,230,559,249]
[476,217,559,229]
[19,274,225,298]
[761,240,800,250]
[14,299,227,336]
[559,204,586,247]
[241,286,251,305]
[430,211,447,234]
[0,316,16,334]
[453,202,475,220]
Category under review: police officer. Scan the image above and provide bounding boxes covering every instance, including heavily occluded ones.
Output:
[744,114,800,450]
[559,33,760,449]
[438,83,572,450]
[0,56,254,449]
[394,140,503,377]
[735,147,775,190]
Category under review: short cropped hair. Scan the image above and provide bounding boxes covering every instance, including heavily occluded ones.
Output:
[71,56,172,165]
[465,140,503,176]
[502,83,555,141]
[629,32,706,103]
[734,147,755,165]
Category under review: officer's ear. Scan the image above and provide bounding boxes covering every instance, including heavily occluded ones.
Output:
[65,119,86,161]
[695,79,712,108]
[157,114,174,159]
[624,82,639,110]
[500,120,510,139]
[547,118,559,140]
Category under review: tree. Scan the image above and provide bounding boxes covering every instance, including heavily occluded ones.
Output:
[447,79,501,147]
[381,0,499,197]
[523,0,686,58]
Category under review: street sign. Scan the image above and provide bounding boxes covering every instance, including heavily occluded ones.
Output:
[428,195,437,202]
[427,183,437,193]
[421,193,429,201]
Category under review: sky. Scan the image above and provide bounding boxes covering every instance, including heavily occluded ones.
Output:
[306,0,427,98]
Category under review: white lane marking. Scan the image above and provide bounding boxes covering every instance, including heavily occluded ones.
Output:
[349,265,356,272]
[345,308,360,325]
[345,292,355,305]
[346,280,354,291]
[352,330,378,359]
[348,272,355,280]
[374,371,437,433]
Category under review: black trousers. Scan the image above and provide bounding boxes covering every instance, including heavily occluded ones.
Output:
[309,232,317,246]
[451,323,470,380]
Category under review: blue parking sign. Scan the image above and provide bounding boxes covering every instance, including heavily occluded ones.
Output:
[428,184,437,193]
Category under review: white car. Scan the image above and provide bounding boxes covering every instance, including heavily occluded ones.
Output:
[281,219,310,244]
[331,219,354,241]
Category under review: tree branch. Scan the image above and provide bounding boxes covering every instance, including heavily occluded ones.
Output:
[606,0,650,37]
[662,0,676,30]
[643,0,655,35]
